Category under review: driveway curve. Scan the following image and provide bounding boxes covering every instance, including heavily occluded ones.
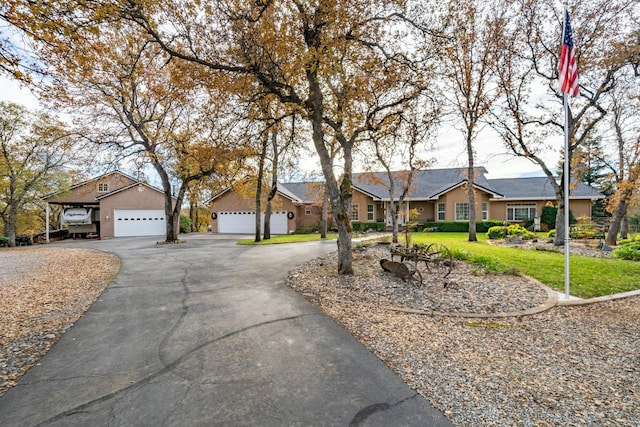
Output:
[0,234,450,426]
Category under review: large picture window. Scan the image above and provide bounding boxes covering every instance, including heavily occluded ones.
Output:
[455,203,469,221]
[507,203,537,221]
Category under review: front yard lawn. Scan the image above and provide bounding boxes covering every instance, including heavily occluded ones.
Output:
[240,231,639,298]
[237,233,338,245]
[407,232,640,299]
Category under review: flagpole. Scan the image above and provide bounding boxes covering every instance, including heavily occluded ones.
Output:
[563,91,571,300]
[562,3,571,300]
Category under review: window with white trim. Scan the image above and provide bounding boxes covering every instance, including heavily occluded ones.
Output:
[367,204,374,221]
[350,204,359,221]
[437,203,445,221]
[482,202,489,221]
[305,207,312,215]
[98,183,109,192]
[455,203,469,221]
[507,203,537,221]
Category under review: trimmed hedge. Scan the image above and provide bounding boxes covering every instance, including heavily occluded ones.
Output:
[415,221,504,233]
[352,221,386,232]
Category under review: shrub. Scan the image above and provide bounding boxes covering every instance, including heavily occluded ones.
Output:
[486,224,535,240]
[614,241,640,261]
[179,215,192,233]
[487,226,506,240]
[540,206,576,230]
[415,221,503,233]
[450,248,470,261]
[351,222,385,232]
[295,223,321,234]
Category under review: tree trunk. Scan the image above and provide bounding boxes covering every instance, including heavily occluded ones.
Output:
[254,134,268,243]
[320,185,328,238]
[189,200,196,232]
[7,207,18,247]
[467,146,477,242]
[605,188,632,245]
[307,69,352,274]
[621,217,628,240]
[554,197,567,246]
[264,128,279,240]
[390,201,399,244]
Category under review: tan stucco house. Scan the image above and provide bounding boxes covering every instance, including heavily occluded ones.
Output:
[43,171,171,239]
[208,167,604,234]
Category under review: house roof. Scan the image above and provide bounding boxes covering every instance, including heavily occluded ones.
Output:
[277,182,323,204]
[487,177,605,200]
[352,167,503,200]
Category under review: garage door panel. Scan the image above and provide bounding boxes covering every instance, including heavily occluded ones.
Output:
[218,211,287,234]
[114,209,166,237]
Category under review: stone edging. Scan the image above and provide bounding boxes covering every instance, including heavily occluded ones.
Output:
[313,276,640,317]
[557,289,640,306]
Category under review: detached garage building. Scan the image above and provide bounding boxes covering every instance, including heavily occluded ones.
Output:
[43,171,171,239]
[207,184,316,234]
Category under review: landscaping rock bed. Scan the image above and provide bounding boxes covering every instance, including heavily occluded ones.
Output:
[0,247,119,396]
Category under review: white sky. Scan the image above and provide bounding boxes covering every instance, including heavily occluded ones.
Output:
[1,75,561,179]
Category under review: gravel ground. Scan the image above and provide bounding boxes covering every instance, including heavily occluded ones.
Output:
[0,246,120,396]
[287,244,640,426]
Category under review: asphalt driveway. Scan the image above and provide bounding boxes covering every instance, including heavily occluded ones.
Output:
[0,234,450,426]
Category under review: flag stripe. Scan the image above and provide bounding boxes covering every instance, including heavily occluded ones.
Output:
[558,9,579,97]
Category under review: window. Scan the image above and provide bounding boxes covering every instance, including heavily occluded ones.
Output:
[482,202,489,221]
[507,203,537,221]
[98,183,109,192]
[350,204,359,221]
[437,203,445,221]
[367,204,374,221]
[455,203,469,221]
[305,207,312,215]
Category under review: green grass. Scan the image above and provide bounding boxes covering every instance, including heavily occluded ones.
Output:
[407,232,640,299]
[237,233,338,245]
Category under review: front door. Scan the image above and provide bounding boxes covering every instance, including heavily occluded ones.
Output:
[386,202,406,226]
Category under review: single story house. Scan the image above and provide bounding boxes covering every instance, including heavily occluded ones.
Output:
[43,171,172,239]
[207,167,605,234]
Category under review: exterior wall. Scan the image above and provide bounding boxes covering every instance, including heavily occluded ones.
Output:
[489,199,593,222]
[297,204,324,230]
[435,186,492,222]
[99,185,166,238]
[410,201,435,221]
[350,191,378,222]
[209,190,298,233]
[47,173,137,204]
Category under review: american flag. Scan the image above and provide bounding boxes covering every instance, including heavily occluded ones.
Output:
[558,9,579,97]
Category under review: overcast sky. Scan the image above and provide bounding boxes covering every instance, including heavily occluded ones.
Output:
[1,75,558,179]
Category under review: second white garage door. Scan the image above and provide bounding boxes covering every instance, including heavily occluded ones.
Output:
[114,209,166,237]
[217,211,288,234]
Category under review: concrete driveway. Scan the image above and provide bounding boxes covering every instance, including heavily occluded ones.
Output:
[0,234,451,426]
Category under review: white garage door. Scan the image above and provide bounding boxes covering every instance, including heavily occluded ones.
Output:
[114,209,166,237]
[217,211,288,234]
